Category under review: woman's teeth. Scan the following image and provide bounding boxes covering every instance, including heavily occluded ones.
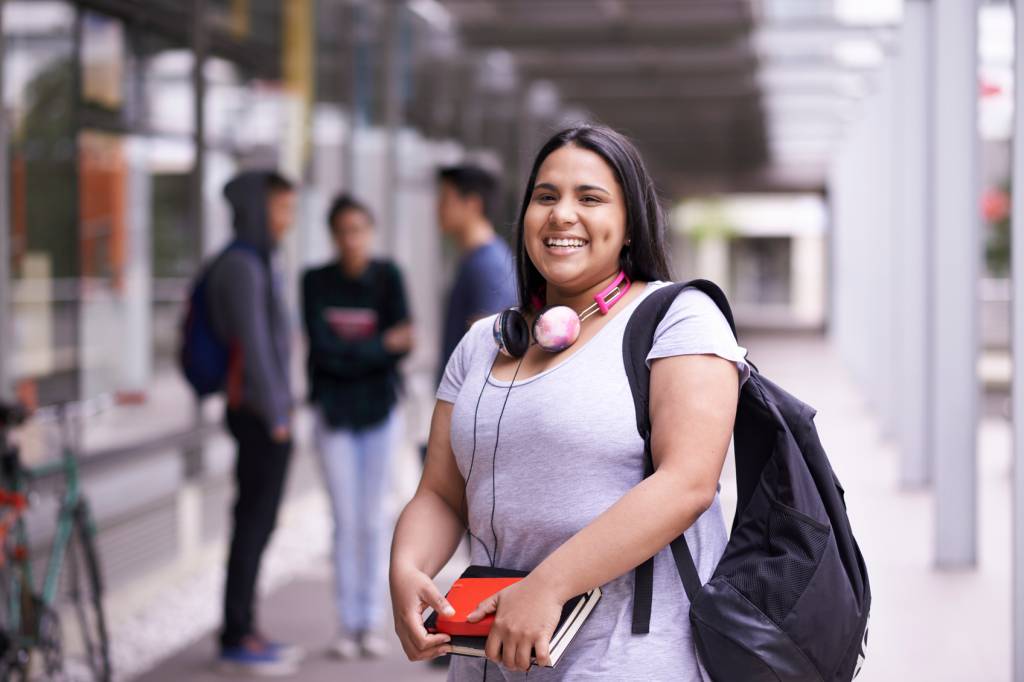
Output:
[544,238,588,248]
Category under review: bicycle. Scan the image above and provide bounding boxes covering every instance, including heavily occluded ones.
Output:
[0,400,112,681]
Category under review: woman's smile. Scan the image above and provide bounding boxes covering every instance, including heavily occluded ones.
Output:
[542,234,590,256]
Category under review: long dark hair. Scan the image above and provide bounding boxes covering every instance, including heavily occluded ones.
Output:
[514,124,673,313]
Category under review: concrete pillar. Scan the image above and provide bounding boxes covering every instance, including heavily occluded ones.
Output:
[870,61,898,441]
[932,0,980,568]
[893,0,933,488]
[1010,0,1024,676]
[791,234,825,327]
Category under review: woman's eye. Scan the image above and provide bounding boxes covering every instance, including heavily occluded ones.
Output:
[580,196,601,205]
[534,194,556,203]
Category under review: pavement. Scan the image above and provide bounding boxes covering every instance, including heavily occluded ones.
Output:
[133,569,448,682]
[129,331,1014,682]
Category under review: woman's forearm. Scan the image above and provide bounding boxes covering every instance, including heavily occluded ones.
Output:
[390,489,466,579]
[531,470,715,602]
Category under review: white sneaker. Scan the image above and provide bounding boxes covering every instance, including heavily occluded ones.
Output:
[329,635,360,661]
[360,632,389,659]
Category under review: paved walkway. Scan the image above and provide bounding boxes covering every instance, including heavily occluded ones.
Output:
[131,332,1013,681]
[133,567,448,682]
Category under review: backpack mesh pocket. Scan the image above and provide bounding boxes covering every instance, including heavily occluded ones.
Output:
[729,503,830,626]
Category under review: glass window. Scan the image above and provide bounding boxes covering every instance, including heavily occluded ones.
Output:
[75,24,200,454]
[4,0,78,407]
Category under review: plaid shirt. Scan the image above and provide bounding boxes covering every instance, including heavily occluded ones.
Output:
[302,260,410,430]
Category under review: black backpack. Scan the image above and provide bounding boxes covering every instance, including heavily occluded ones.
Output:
[623,280,871,682]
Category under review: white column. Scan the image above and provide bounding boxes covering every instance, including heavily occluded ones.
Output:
[791,234,825,327]
[932,0,980,568]
[121,138,152,392]
[1010,1,1024,676]
[893,0,933,488]
[871,61,898,440]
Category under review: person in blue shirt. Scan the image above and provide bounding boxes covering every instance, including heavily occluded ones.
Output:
[428,165,517,670]
[437,165,518,379]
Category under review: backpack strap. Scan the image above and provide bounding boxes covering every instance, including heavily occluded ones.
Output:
[621,279,740,634]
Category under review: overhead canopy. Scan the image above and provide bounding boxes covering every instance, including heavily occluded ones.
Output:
[439,0,769,193]
[435,0,896,194]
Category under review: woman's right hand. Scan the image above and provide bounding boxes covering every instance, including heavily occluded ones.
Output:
[390,562,455,661]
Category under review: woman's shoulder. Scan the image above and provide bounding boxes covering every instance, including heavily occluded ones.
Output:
[641,280,727,315]
[461,314,499,355]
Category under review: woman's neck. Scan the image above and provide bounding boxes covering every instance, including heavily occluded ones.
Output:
[545,269,622,313]
[339,256,370,279]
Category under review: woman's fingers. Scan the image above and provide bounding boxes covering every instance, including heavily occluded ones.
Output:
[397,631,451,662]
[466,594,498,622]
[406,613,451,649]
[502,638,521,671]
[420,581,456,618]
[424,644,452,660]
[513,638,533,671]
[533,634,552,668]
[484,628,502,665]
[396,602,450,662]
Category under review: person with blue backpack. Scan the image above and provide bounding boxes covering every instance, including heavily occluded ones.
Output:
[181,170,301,676]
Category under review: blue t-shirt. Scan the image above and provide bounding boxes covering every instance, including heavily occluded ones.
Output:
[440,238,517,378]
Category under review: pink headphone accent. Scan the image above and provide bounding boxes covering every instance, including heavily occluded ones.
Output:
[493,271,632,358]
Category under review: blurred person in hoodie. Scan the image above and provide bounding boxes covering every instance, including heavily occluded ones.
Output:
[206,171,300,676]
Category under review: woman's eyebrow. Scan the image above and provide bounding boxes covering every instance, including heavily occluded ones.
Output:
[533,182,611,195]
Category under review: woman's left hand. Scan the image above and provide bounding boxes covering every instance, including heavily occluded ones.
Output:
[466,574,565,672]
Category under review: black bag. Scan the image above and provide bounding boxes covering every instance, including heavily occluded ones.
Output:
[179,241,261,397]
[623,280,871,682]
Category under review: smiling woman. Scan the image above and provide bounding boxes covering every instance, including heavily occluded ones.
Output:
[389,125,750,681]
[515,125,672,317]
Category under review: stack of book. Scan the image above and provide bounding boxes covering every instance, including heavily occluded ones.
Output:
[424,565,602,668]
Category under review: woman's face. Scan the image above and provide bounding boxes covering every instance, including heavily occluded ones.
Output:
[523,145,627,293]
[332,208,374,264]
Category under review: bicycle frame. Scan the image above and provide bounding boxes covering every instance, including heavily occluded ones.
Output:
[1,418,91,642]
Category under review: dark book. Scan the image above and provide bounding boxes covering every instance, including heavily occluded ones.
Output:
[424,565,602,668]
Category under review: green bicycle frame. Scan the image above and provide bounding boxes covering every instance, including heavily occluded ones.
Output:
[4,443,90,638]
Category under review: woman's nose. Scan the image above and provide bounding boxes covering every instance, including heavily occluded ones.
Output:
[550,201,577,226]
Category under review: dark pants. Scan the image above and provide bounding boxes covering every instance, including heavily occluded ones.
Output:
[220,408,292,649]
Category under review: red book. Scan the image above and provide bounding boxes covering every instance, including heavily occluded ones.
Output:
[423,566,602,668]
[431,577,521,637]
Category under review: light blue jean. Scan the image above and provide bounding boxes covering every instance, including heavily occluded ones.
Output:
[314,407,399,635]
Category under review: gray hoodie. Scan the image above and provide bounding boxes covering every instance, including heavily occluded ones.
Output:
[206,171,292,431]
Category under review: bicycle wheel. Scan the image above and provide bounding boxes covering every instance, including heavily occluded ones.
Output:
[63,504,111,682]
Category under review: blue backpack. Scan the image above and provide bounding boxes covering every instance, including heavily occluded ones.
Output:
[179,242,260,397]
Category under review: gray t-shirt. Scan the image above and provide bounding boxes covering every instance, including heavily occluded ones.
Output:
[436,282,750,681]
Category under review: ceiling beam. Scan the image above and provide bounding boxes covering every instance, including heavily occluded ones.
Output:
[557,82,759,101]
[457,14,753,49]
[509,42,756,75]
